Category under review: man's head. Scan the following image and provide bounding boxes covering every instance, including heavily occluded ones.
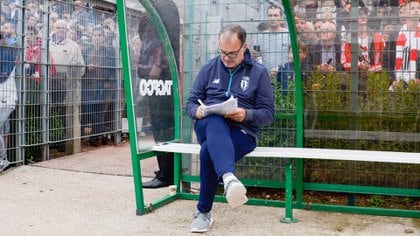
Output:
[25,27,38,47]
[54,19,68,42]
[398,3,408,25]
[74,0,84,9]
[294,12,307,34]
[319,21,336,46]
[358,7,369,26]
[1,22,16,37]
[406,0,420,23]
[381,20,396,42]
[218,24,247,69]
[266,4,284,31]
[92,26,105,46]
[302,22,317,41]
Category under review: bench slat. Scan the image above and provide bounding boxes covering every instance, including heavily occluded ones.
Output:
[151,143,420,164]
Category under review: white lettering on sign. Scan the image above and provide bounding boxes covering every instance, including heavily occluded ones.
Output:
[139,79,173,96]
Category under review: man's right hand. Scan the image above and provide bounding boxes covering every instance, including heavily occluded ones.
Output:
[318,63,336,72]
[196,105,204,119]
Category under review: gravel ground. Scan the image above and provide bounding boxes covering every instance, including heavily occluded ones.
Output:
[0,144,418,235]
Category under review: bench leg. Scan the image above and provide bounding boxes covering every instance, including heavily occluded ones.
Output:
[281,161,298,223]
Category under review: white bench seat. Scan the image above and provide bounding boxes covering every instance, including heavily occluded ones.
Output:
[151,143,420,164]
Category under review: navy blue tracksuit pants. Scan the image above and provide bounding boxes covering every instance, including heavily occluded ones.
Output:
[194,115,256,213]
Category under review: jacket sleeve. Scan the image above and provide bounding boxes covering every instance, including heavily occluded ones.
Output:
[243,69,274,127]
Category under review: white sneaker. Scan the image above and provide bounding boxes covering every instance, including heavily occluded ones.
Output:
[0,158,10,172]
[224,175,248,208]
[190,211,213,233]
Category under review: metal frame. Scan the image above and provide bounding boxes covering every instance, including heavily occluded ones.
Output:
[117,0,420,219]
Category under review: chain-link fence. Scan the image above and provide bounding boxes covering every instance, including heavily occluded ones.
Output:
[0,0,123,164]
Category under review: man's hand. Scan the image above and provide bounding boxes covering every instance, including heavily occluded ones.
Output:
[196,105,205,119]
[225,108,246,123]
[318,63,336,72]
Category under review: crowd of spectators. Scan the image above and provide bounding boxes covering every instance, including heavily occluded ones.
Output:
[250,0,420,92]
[0,0,120,152]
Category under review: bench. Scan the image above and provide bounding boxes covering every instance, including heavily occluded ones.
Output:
[152,143,420,164]
[150,142,420,222]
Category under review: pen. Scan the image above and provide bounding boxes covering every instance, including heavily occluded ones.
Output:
[198,99,205,106]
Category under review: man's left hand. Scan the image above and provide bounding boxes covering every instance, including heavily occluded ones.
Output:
[225,108,246,123]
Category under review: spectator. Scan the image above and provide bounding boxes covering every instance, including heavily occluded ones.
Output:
[49,19,85,151]
[368,0,399,30]
[341,7,384,73]
[7,2,18,29]
[103,18,116,47]
[26,14,39,30]
[294,13,318,70]
[304,22,319,43]
[398,3,408,27]
[302,0,319,22]
[0,23,18,172]
[50,11,59,27]
[186,24,274,233]
[310,21,342,73]
[24,27,42,83]
[70,0,90,32]
[381,20,398,82]
[51,0,69,19]
[340,7,385,97]
[81,26,115,146]
[256,4,290,78]
[295,12,308,41]
[394,0,420,85]
[313,17,325,39]
[277,43,312,94]
[334,0,365,38]
[295,13,319,47]
[26,2,40,20]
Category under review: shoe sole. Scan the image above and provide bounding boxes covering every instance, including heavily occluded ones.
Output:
[226,182,248,208]
[190,218,213,233]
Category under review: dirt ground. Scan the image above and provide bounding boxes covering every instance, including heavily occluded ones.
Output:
[0,143,419,235]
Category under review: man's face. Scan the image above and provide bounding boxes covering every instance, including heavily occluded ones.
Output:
[92,30,104,45]
[218,33,246,69]
[54,21,67,42]
[295,17,306,33]
[75,0,83,8]
[358,11,368,25]
[407,2,420,20]
[382,25,395,42]
[399,5,408,24]
[319,23,335,44]
[1,23,14,36]
[25,30,37,47]
[267,8,282,29]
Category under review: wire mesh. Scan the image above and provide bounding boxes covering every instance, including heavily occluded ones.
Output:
[182,0,419,190]
[0,0,123,164]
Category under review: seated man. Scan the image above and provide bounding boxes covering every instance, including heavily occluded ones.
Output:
[186,24,274,233]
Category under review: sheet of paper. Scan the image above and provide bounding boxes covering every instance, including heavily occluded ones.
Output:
[201,95,238,117]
